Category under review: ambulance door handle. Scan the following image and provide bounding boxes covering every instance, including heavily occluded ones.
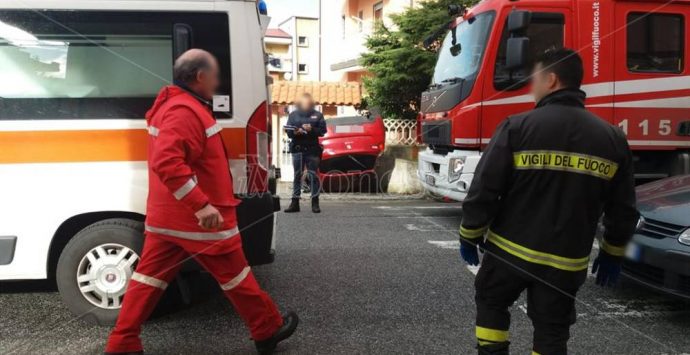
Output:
[173,23,194,61]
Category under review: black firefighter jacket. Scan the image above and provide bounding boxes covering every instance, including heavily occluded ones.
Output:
[459,88,640,289]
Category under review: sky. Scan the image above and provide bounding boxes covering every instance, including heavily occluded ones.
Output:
[265,0,319,27]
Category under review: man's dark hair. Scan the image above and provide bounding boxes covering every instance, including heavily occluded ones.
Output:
[301,92,313,100]
[173,54,211,85]
[534,48,584,89]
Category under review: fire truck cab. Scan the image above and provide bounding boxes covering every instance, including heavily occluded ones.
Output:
[419,0,690,201]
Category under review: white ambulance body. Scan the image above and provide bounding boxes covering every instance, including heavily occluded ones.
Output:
[0,0,277,324]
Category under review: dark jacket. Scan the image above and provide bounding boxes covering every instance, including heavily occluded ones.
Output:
[459,89,639,288]
[286,108,327,153]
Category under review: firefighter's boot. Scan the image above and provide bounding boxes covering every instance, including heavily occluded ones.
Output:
[478,342,510,355]
[311,197,321,213]
[284,198,300,213]
[255,311,299,355]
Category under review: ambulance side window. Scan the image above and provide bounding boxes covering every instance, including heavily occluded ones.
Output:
[494,13,565,91]
[0,11,231,119]
[626,12,684,74]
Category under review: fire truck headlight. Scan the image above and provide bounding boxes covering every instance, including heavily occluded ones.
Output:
[635,216,645,232]
[679,228,690,246]
[449,157,466,181]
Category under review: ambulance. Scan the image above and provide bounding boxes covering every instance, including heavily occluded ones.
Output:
[418,0,690,202]
[0,0,277,324]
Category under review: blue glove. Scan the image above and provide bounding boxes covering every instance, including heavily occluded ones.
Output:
[592,251,622,287]
[460,239,481,266]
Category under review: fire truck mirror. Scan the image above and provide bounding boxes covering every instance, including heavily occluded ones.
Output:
[506,37,530,70]
[507,10,532,33]
[447,4,465,17]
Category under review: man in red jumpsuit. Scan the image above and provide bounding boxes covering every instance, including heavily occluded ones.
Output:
[105,49,298,355]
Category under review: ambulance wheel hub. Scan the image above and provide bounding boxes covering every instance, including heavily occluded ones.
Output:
[76,243,140,309]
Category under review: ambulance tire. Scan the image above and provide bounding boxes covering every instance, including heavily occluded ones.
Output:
[56,218,145,326]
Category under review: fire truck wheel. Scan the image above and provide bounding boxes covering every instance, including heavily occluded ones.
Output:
[425,190,453,203]
[56,218,144,326]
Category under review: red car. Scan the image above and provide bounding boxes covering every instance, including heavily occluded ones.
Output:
[318,115,385,192]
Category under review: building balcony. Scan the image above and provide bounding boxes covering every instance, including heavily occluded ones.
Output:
[267,56,292,73]
[329,32,369,72]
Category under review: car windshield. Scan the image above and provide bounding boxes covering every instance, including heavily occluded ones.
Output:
[432,12,495,85]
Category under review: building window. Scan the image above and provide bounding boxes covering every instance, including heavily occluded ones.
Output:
[298,63,309,74]
[298,36,309,47]
[373,2,384,22]
[627,12,684,73]
[358,11,364,32]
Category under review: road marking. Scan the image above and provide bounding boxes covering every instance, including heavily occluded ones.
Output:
[427,240,459,249]
[407,224,456,232]
[393,215,458,219]
[427,240,481,276]
[373,205,462,210]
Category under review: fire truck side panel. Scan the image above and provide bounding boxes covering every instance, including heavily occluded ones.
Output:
[612,1,690,151]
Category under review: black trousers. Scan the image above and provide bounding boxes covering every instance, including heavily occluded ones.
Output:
[475,254,578,355]
[291,150,321,198]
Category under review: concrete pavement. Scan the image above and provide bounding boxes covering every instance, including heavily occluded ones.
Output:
[1,200,689,354]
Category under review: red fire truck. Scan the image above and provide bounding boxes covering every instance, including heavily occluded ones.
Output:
[418,0,690,201]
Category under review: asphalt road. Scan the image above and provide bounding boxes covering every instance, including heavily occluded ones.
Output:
[1,200,689,354]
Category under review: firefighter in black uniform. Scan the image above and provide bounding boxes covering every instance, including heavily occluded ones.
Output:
[284,93,327,213]
[458,49,639,355]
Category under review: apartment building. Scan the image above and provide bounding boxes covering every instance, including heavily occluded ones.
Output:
[265,28,293,82]
[278,16,321,82]
[321,0,418,83]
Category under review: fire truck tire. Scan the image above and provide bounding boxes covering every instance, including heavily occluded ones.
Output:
[425,189,453,203]
[56,218,144,326]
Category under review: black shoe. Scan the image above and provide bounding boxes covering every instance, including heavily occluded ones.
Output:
[255,311,299,355]
[284,198,300,213]
[477,341,509,355]
[311,197,321,213]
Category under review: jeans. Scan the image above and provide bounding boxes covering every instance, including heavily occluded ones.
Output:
[292,151,320,198]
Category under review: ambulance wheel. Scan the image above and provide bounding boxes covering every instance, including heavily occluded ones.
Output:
[56,218,144,326]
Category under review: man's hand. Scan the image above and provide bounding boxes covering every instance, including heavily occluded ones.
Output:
[302,123,312,132]
[195,204,224,230]
[295,128,306,135]
[459,240,481,266]
[592,250,622,287]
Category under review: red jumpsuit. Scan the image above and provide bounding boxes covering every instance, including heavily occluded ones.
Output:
[105,86,283,353]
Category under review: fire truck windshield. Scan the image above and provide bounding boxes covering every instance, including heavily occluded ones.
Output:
[432,12,495,86]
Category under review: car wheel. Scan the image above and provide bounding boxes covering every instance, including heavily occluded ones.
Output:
[56,218,143,325]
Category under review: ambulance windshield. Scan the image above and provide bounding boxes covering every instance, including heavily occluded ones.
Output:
[432,12,494,85]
